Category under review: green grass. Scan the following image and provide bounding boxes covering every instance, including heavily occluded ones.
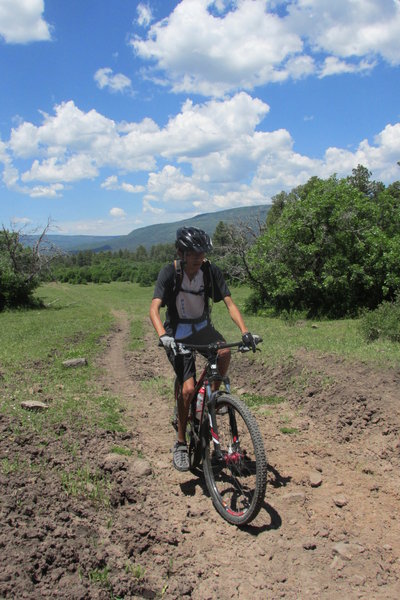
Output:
[211,286,400,369]
[1,457,22,474]
[111,445,133,456]
[140,375,172,400]
[88,566,111,585]
[125,562,146,579]
[0,283,154,441]
[61,465,112,506]
[130,319,145,350]
[1,281,399,456]
[280,426,299,435]
[242,392,285,408]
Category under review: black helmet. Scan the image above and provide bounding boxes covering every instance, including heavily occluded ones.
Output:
[176,226,213,253]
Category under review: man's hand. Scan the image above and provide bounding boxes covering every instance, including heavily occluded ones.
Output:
[159,334,177,354]
[242,332,257,352]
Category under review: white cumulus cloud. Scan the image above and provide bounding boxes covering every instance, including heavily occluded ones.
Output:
[29,183,64,198]
[21,155,98,183]
[131,0,304,96]
[131,0,400,96]
[3,94,400,214]
[101,175,145,193]
[110,207,127,218]
[136,3,153,27]
[288,0,400,65]
[94,67,132,93]
[0,0,51,43]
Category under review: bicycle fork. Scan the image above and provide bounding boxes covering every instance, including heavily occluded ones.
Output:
[206,385,243,466]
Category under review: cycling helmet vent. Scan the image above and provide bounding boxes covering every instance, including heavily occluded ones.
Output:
[176,226,213,253]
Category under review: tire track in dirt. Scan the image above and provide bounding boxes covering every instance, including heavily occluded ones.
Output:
[104,311,400,599]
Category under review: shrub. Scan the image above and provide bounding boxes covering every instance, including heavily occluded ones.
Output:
[247,170,400,317]
[0,230,41,310]
[359,294,400,342]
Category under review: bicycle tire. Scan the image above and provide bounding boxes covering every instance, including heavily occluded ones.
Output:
[203,393,267,526]
[173,378,202,472]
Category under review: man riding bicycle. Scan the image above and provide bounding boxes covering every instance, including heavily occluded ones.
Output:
[149,226,257,472]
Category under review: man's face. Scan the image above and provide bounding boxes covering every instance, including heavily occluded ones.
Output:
[184,250,205,271]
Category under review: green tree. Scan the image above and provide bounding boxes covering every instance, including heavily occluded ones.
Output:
[247,174,400,317]
[347,164,384,199]
[134,245,148,261]
[0,228,42,310]
[266,191,291,228]
[212,221,233,256]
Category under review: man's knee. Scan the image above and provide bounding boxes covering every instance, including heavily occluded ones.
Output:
[182,379,195,401]
[218,347,231,362]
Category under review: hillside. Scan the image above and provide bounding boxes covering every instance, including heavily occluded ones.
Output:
[23,204,270,252]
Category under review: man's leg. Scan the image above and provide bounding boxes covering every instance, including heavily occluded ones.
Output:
[177,376,195,443]
[171,351,196,472]
[214,347,231,390]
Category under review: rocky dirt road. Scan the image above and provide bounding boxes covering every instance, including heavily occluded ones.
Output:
[1,310,400,599]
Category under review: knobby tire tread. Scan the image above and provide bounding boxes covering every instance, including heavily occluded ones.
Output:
[203,394,267,526]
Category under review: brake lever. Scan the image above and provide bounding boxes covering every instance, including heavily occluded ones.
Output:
[238,344,251,353]
[176,343,191,355]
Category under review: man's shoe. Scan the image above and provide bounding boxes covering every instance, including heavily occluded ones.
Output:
[172,442,189,472]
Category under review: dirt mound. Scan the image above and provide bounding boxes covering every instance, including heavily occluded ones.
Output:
[1,313,400,599]
[230,350,400,458]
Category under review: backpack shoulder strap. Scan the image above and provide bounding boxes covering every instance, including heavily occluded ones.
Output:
[202,259,211,289]
[173,259,183,295]
[202,260,213,316]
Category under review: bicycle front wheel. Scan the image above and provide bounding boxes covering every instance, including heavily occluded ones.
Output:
[203,394,267,526]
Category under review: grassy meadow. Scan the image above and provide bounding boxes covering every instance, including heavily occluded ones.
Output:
[0,283,151,443]
[1,281,400,444]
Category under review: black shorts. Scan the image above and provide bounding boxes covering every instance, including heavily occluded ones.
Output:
[165,323,225,383]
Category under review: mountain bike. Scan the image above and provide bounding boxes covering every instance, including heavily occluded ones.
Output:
[172,338,267,526]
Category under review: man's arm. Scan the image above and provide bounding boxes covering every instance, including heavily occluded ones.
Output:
[223,295,249,335]
[149,298,167,337]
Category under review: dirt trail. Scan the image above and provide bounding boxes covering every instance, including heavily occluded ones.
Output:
[103,311,400,599]
[1,310,400,599]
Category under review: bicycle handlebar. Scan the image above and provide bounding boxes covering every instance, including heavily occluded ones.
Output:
[175,336,263,355]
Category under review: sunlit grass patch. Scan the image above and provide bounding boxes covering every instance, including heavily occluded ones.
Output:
[1,457,22,474]
[130,319,144,351]
[110,445,132,456]
[61,465,112,506]
[95,395,126,432]
[140,375,172,400]
[242,392,285,408]
[88,566,111,585]
[280,426,299,435]
[125,561,146,580]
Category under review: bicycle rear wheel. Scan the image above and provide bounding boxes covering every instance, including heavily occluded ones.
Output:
[203,394,267,526]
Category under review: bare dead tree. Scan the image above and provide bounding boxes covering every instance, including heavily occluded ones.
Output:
[221,213,267,290]
[0,218,65,299]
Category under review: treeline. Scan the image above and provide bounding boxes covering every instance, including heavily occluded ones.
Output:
[49,243,176,286]
[2,164,400,330]
[48,226,247,286]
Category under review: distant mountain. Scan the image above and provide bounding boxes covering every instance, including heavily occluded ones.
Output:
[21,234,120,252]
[23,204,270,252]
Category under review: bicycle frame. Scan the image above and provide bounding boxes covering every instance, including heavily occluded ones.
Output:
[176,340,254,458]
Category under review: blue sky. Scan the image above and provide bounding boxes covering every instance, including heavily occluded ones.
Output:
[0,0,399,235]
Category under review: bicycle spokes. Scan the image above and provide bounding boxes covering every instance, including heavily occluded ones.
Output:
[207,400,260,518]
